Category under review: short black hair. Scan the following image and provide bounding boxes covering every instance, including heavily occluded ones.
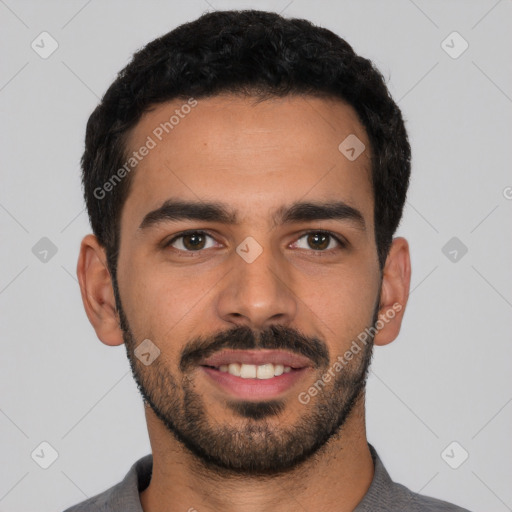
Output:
[81,9,411,277]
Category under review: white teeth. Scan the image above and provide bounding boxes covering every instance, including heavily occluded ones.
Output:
[219,363,293,379]
[240,363,257,378]
[228,363,241,376]
[256,364,274,379]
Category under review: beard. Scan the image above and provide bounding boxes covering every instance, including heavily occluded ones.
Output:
[115,285,377,476]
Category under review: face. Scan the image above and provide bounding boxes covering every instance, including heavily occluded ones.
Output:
[109,94,384,473]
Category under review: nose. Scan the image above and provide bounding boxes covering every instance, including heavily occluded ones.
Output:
[215,241,298,331]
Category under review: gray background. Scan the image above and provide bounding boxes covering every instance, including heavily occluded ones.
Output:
[1,0,511,511]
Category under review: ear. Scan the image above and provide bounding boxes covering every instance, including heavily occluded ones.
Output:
[76,234,125,346]
[373,237,411,347]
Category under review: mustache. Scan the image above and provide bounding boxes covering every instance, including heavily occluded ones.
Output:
[179,324,329,372]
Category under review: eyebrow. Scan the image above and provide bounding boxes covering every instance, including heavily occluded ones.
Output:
[138,198,366,232]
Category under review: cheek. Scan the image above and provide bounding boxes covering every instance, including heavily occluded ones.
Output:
[296,265,379,345]
[119,256,219,347]
[126,274,198,332]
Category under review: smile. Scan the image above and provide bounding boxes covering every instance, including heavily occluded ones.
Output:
[199,349,313,400]
[208,362,292,379]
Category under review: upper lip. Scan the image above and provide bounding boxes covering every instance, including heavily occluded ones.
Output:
[200,349,314,369]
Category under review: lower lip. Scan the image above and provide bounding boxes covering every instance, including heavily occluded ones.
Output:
[200,366,310,400]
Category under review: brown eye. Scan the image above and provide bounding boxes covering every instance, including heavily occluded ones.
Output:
[168,231,216,251]
[307,232,329,250]
[293,231,344,252]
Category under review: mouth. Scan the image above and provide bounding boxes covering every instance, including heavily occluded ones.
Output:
[207,362,294,379]
[199,349,314,400]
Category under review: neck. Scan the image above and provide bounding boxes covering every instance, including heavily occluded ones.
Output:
[139,399,374,512]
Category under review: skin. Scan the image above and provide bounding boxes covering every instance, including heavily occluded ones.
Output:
[77,94,411,512]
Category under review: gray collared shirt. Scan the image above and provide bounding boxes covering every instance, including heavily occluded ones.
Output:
[63,445,471,511]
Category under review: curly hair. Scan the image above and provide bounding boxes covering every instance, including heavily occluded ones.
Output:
[82,9,411,276]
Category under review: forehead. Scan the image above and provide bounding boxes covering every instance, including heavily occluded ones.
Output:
[122,94,373,230]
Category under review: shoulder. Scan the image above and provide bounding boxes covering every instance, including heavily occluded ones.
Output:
[390,480,472,512]
[356,445,471,512]
[62,489,113,512]
[61,475,127,512]
[62,454,153,512]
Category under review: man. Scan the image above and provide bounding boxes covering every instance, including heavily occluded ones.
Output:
[65,9,470,512]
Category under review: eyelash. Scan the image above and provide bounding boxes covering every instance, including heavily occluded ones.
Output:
[164,229,347,256]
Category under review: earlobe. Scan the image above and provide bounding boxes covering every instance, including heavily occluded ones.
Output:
[76,234,125,346]
[373,237,411,347]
